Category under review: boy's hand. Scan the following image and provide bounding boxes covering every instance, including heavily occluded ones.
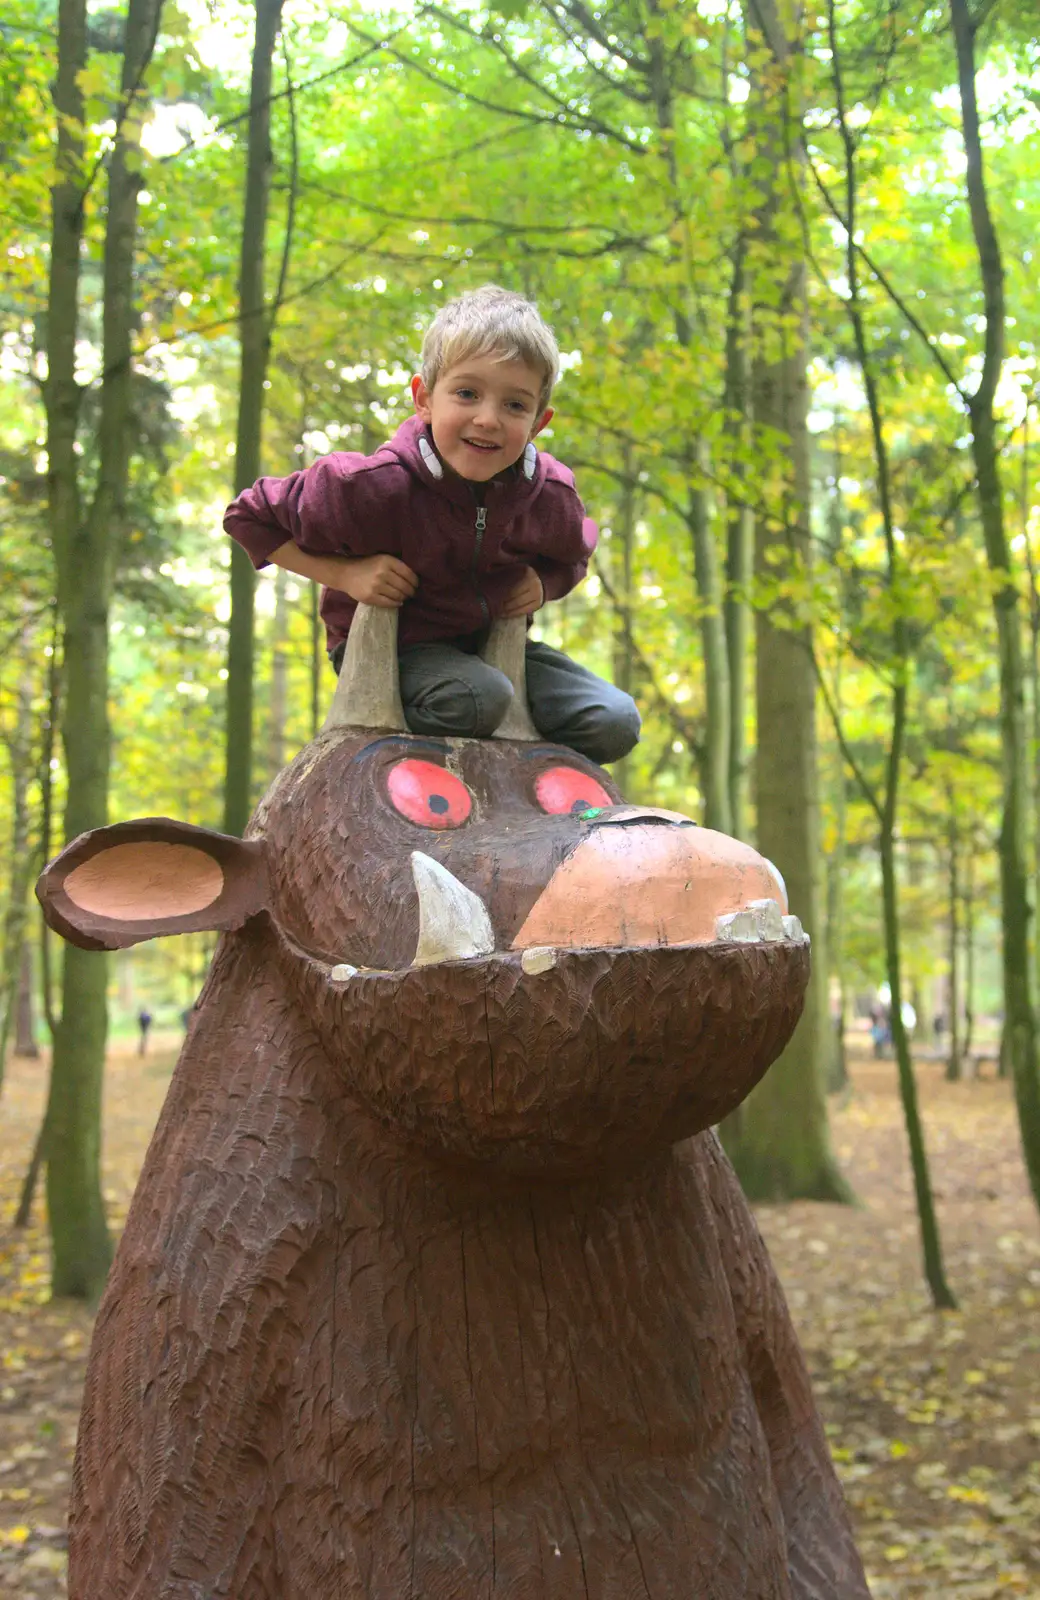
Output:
[322,553,418,608]
[501,566,545,619]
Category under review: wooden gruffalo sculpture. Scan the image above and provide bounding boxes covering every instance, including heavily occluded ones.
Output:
[39,609,870,1599]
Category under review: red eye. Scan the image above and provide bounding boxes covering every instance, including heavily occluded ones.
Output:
[387,759,472,829]
[535,766,613,817]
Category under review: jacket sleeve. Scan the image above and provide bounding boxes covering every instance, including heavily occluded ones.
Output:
[223,455,392,569]
[530,479,598,602]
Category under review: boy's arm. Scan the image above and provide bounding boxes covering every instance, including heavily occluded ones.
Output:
[224,455,399,568]
[225,457,417,606]
[531,511,598,602]
[267,543,417,608]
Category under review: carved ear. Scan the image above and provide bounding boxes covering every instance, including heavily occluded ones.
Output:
[36,818,269,952]
[323,602,406,734]
[482,616,540,741]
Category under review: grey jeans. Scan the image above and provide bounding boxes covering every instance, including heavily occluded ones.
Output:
[333,637,640,765]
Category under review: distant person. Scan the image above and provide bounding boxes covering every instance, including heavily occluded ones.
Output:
[224,284,640,766]
[137,1007,153,1057]
[870,1014,886,1059]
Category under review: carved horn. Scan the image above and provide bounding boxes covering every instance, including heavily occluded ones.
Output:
[322,603,407,734]
[482,617,540,741]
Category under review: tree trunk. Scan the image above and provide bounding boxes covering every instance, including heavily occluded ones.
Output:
[223,0,286,836]
[268,563,290,778]
[825,699,848,1095]
[963,848,976,1065]
[951,0,1040,1209]
[310,582,322,741]
[723,238,753,841]
[689,461,732,834]
[15,944,38,1060]
[946,802,962,1081]
[0,646,36,1088]
[723,0,850,1201]
[611,445,637,797]
[819,0,951,1304]
[43,0,163,1300]
[880,740,956,1308]
[645,17,731,833]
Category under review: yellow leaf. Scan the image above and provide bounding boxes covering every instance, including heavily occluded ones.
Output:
[0,1525,31,1545]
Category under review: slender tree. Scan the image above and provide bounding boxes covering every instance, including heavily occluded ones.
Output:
[722,0,851,1201]
[950,0,1040,1209]
[42,0,164,1297]
[223,0,287,836]
[809,0,954,1307]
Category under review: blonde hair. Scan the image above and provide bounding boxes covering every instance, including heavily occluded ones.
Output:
[421,285,560,411]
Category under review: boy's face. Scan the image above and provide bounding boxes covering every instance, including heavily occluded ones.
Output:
[411,355,553,483]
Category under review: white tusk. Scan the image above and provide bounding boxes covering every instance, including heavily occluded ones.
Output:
[329,963,359,982]
[520,945,557,976]
[745,898,786,940]
[411,852,496,966]
[715,909,761,943]
[716,898,789,944]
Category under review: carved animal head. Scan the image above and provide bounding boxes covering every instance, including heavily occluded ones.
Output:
[37,612,809,1176]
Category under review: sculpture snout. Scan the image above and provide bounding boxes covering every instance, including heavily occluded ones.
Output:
[512,812,792,951]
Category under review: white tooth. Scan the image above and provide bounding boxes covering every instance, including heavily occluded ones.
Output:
[715,909,762,943]
[746,898,786,941]
[329,963,358,982]
[782,914,809,944]
[521,946,557,976]
[411,852,495,966]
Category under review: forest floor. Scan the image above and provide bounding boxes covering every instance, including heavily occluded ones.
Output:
[0,1038,1037,1599]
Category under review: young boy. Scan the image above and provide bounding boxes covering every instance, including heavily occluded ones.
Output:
[224,285,640,765]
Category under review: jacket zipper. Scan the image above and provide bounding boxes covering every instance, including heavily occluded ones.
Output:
[471,504,489,623]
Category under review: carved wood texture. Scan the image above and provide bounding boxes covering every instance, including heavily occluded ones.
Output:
[54,728,870,1597]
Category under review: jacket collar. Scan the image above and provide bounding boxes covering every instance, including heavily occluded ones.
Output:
[380,415,546,510]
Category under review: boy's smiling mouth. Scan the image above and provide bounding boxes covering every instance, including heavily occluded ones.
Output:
[462,438,500,452]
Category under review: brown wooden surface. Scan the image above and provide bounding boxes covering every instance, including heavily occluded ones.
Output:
[37,726,870,1597]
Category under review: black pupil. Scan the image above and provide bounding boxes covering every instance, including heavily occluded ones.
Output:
[428,793,450,815]
[570,797,592,814]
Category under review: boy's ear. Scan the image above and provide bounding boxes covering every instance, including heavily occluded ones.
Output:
[530,406,553,439]
[36,818,269,952]
[411,373,432,420]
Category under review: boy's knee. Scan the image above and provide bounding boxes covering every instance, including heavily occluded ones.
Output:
[555,693,641,766]
[585,695,642,765]
[405,667,514,740]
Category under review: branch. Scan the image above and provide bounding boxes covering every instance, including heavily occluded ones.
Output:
[595,563,703,750]
[347,19,650,155]
[542,0,649,73]
[157,25,418,167]
[78,0,164,207]
[537,5,651,103]
[810,636,884,823]
[803,146,967,397]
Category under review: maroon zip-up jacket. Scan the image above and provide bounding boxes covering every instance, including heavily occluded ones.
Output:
[223,415,597,652]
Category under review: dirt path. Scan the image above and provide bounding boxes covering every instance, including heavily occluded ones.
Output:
[0,1041,1037,1598]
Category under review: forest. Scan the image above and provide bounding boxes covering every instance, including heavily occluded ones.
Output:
[1,0,1039,1593]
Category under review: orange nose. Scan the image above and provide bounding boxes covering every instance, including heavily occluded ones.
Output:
[512,814,786,950]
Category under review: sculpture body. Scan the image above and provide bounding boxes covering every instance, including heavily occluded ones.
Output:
[39,614,870,1598]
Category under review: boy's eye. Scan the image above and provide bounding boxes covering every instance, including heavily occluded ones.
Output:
[535,767,613,816]
[388,760,473,829]
[455,388,477,400]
